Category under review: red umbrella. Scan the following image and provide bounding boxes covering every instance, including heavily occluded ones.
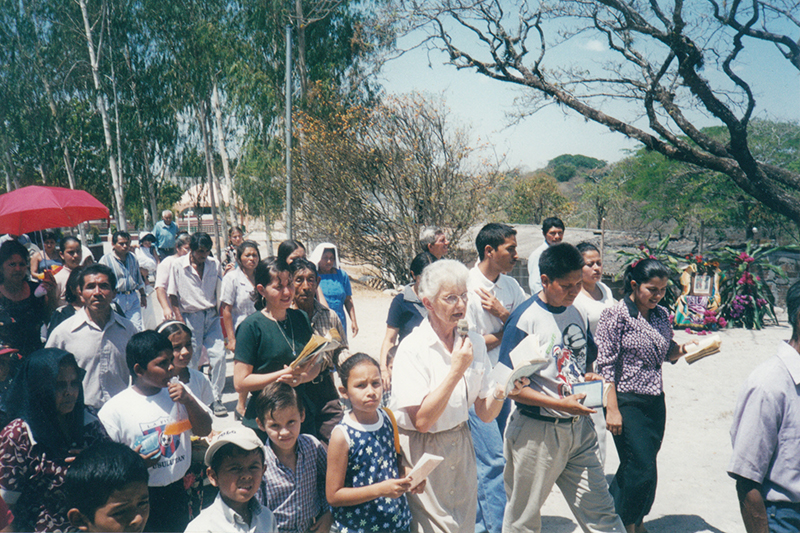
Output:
[0,185,109,235]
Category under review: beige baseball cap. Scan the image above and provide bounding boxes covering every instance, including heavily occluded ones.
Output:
[204,426,265,467]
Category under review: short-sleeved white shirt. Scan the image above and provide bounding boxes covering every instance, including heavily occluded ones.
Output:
[390,319,493,433]
[466,266,528,365]
[186,367,215,407]
[527,242,549,294]
[98,387,209,487]
[573,281,615,335]
[220,268,256,331]
[155,255,177,290]
[185,493,276,533]
[167,255,220,314]
[46,308,137,409]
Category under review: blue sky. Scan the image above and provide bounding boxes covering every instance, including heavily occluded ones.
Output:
[378,17,800,172]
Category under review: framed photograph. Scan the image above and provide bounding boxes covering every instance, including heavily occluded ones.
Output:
[693,274,712,296]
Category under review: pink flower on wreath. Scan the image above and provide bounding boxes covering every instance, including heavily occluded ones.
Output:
[649,255,657,259]
[718,317,728,328]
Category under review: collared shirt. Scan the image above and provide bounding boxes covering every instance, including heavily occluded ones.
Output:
[99,252,144,293]
[153,220,178,251]
[260,434,328,533]
[594,298,676,395]
[310,300,348,349]
[185,493,275,533]
[466,265,528,365]
[220,268,257,330]
[526,242,549,294]
[46,308,137,409]
[391,319,493,432]
[155,254,177,290]
[386,285,427,341]
[167,254,220,314]
[729,341,800,502]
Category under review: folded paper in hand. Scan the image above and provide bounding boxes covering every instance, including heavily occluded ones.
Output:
[408,453,444,489]
[290,334,340,369]
[487,334,550,395]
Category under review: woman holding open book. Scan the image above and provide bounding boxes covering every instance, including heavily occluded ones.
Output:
[389,259,525,533]
[233,258,324,441]
[595,259,695,533]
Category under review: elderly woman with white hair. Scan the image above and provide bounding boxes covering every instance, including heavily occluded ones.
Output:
[390,259,527,533]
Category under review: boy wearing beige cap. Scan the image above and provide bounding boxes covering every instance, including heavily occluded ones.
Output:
[185,426,275,533]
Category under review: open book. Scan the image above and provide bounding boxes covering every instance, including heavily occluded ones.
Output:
[290,334,340,369]
[487,334,550,395]
[408,453,444,489]
[684,334,722,364]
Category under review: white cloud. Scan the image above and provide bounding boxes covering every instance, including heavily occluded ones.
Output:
[583,39,607,52]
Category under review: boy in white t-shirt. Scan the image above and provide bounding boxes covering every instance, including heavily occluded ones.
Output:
[99,330,213,532]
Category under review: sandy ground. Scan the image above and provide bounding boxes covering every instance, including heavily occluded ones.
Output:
[213,281,781,533]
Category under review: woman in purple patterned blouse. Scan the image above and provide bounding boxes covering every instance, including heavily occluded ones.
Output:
[595,259,694,533]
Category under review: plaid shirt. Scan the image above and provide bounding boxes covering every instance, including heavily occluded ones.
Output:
[260,434,328,533]
[309,300,348,368]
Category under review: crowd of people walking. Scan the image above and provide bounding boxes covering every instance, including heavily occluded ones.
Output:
[0,214,794,533]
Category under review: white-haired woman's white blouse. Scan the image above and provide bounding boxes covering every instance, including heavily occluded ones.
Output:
[390,319,494,433]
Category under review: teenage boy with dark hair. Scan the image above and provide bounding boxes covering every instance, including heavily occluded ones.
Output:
[466,223,528,533]
[186,426,276,532]
[65,441,150,532]
[500,243,624,533]
[98,330,212,532]
[527,217,565,294]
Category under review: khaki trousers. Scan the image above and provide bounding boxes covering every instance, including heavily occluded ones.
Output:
[502,411,625,533]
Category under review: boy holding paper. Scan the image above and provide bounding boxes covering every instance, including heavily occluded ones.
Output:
[498,243,624,533]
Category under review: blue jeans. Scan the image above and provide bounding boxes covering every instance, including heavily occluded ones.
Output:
[469,406,506,533]
[767,502,800,532]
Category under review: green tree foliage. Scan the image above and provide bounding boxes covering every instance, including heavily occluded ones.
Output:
[548,154,606,182]
[508,171,572,225]
[0,0,394,238]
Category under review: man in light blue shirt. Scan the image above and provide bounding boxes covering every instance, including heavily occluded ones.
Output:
[153,210,178,260]
[729,280,800,533]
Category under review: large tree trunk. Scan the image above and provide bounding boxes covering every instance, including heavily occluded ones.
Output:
[78,0,127,231]
[43,77,89,245]
[211,81,238,229]
[196,102,223,256]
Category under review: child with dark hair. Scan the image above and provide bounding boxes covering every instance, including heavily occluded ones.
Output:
[186,426,275,532]
[98,330,213,532]
[327,353,421,533]
[255,381,331,533]
[65,441,150,532]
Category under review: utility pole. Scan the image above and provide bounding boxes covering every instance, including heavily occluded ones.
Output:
[285,24,293,240]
